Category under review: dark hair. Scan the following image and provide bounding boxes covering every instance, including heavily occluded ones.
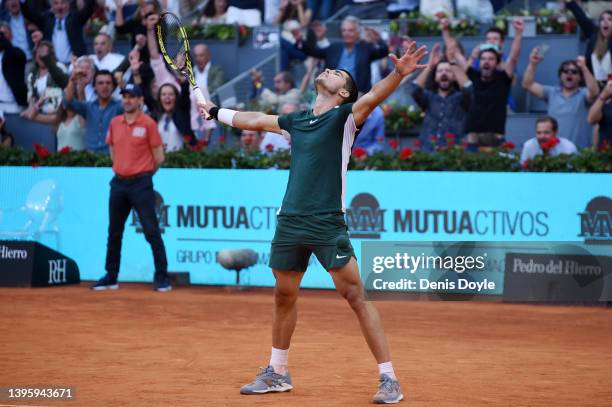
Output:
[156,83,179,114]
[478,48,502,64]
[93,69,117,88]
[338,69,358,104]
[485,27,505,42]
[277,71,295,88]
[203,0,228,18]
[429,60,459,93]
[536,116,558,132]
[557,60,583,80]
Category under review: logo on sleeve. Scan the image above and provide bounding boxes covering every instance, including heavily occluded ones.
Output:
[132,127,146,138]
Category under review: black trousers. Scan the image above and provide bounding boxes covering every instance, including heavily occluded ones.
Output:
[105,174,168,278]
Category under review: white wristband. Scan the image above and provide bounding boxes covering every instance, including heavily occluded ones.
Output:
[218,108,237,126]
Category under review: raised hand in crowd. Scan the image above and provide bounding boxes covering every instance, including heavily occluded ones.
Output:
[114,71,125,89]
[512,18,525,34]
[129,47,142,72]
[135,34,147,50]
[363,26,381,45]
[528,46,543,65]
[31,30,43,48]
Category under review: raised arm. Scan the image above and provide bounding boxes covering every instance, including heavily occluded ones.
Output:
[413,43,440,89]
[522,47,545,99]
[588,80,612,124]
[352,42,428,126]
[198,100,282,133]
[77,0,96,24]
[504,18,524,77]
[565,0,596,38]
[577,56,599,102]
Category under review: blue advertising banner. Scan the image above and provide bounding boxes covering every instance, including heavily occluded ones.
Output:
[0,167,610,289]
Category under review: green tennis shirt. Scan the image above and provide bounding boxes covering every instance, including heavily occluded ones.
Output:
[277,103,358,215]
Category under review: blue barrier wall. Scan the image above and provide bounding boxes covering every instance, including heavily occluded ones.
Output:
[0,167,610,288]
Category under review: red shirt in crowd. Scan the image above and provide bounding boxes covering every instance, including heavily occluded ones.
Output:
[106,112,162,177]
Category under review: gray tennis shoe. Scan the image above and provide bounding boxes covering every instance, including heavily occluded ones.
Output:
[240,365,293,394]
[372,374,404,404]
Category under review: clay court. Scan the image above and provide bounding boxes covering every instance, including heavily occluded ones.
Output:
[1,284,611,407]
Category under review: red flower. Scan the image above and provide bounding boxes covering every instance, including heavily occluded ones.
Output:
[429,134,438,143]
[58,146,72,155]
[600,140,609,151]
[34,143,50,159]
[522,160,530,169]
[501,141,516,151]
[239,25,248,36]
[31,162,40,168]
[539,137,560,152]
[183,134,194,144]
[352,147,367,159]
[388,139,400,150]
[265,143,274,152]
[193,138,209,152]
[218,135,226,144]
[563,21,573,33]
[413,139,422,148]
[399,147,413,160]
[447,138,456,146]
[444,132,456,141]
[434,11,447,19]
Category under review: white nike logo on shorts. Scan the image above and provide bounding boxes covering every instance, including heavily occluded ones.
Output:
[336,254,348,259]
[309,119,318,124]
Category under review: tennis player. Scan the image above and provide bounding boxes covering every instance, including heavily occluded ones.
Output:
[198,42,428,404]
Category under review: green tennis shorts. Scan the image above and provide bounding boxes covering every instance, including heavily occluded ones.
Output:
[269,213,356,272]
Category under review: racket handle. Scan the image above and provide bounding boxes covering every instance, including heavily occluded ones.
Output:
[193,86,211,120]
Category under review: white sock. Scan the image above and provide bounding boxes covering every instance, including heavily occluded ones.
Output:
[270,347,289,374]
[378,361,396,380]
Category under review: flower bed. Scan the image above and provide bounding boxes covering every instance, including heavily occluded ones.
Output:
[3,144,611,172]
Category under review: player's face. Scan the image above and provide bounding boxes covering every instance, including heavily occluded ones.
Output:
[341,22,359,46]
[435,62,455,90]
[315,69,349,99]
[121,93,142,113]
[559,63,580,90]
[94,35,111,59]
[94,74,114,100]
[479,51,498,78]
[600,12,612,38]
[536,121,556,144]
[159,85,177,112]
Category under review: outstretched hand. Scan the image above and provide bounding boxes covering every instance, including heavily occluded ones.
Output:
[388,41,428,77]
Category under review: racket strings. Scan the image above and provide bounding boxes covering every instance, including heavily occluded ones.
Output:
[159,14,187,70]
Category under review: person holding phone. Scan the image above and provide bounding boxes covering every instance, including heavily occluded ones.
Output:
[523,49,599,148]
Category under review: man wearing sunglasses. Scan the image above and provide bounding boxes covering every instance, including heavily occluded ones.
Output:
[522,48,599,148]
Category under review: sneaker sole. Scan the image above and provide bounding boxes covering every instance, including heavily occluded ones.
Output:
[240,383,293,394]
[373,393,404,404]
[154,286,172,292]
[91,284,119,291]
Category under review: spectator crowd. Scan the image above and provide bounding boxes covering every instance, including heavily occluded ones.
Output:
[0,0,611,163]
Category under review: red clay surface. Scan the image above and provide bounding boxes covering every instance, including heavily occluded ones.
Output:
[1,284,611,407]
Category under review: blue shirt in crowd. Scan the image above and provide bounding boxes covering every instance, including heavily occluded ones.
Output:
[337,47,357,79]
[541,86,593,149]
[64,98,123,153]
[354,106,385,154]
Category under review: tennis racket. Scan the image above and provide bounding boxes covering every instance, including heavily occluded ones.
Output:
[156,11,210,118]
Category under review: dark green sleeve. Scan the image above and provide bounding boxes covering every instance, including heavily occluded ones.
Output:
[278,112,296,132]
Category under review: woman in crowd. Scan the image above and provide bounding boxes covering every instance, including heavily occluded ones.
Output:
[149,81,195,152]
[565,0,612,84]
[199,0,229,24]
[275,0,312,28]
[55,104,85,151]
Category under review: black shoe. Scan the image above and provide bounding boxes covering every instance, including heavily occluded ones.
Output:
[91,273,119,290]
[153,275,172,292]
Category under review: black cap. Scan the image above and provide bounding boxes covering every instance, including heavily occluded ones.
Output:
[120,83,143,97]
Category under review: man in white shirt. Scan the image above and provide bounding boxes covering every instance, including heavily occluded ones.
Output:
[2,0,32,60]
[520,116,578,164]
[190,43,224,140]
[91,33,124,72]
[259,102,294,153]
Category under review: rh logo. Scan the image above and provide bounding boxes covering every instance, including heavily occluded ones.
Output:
[48,259,67,284]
